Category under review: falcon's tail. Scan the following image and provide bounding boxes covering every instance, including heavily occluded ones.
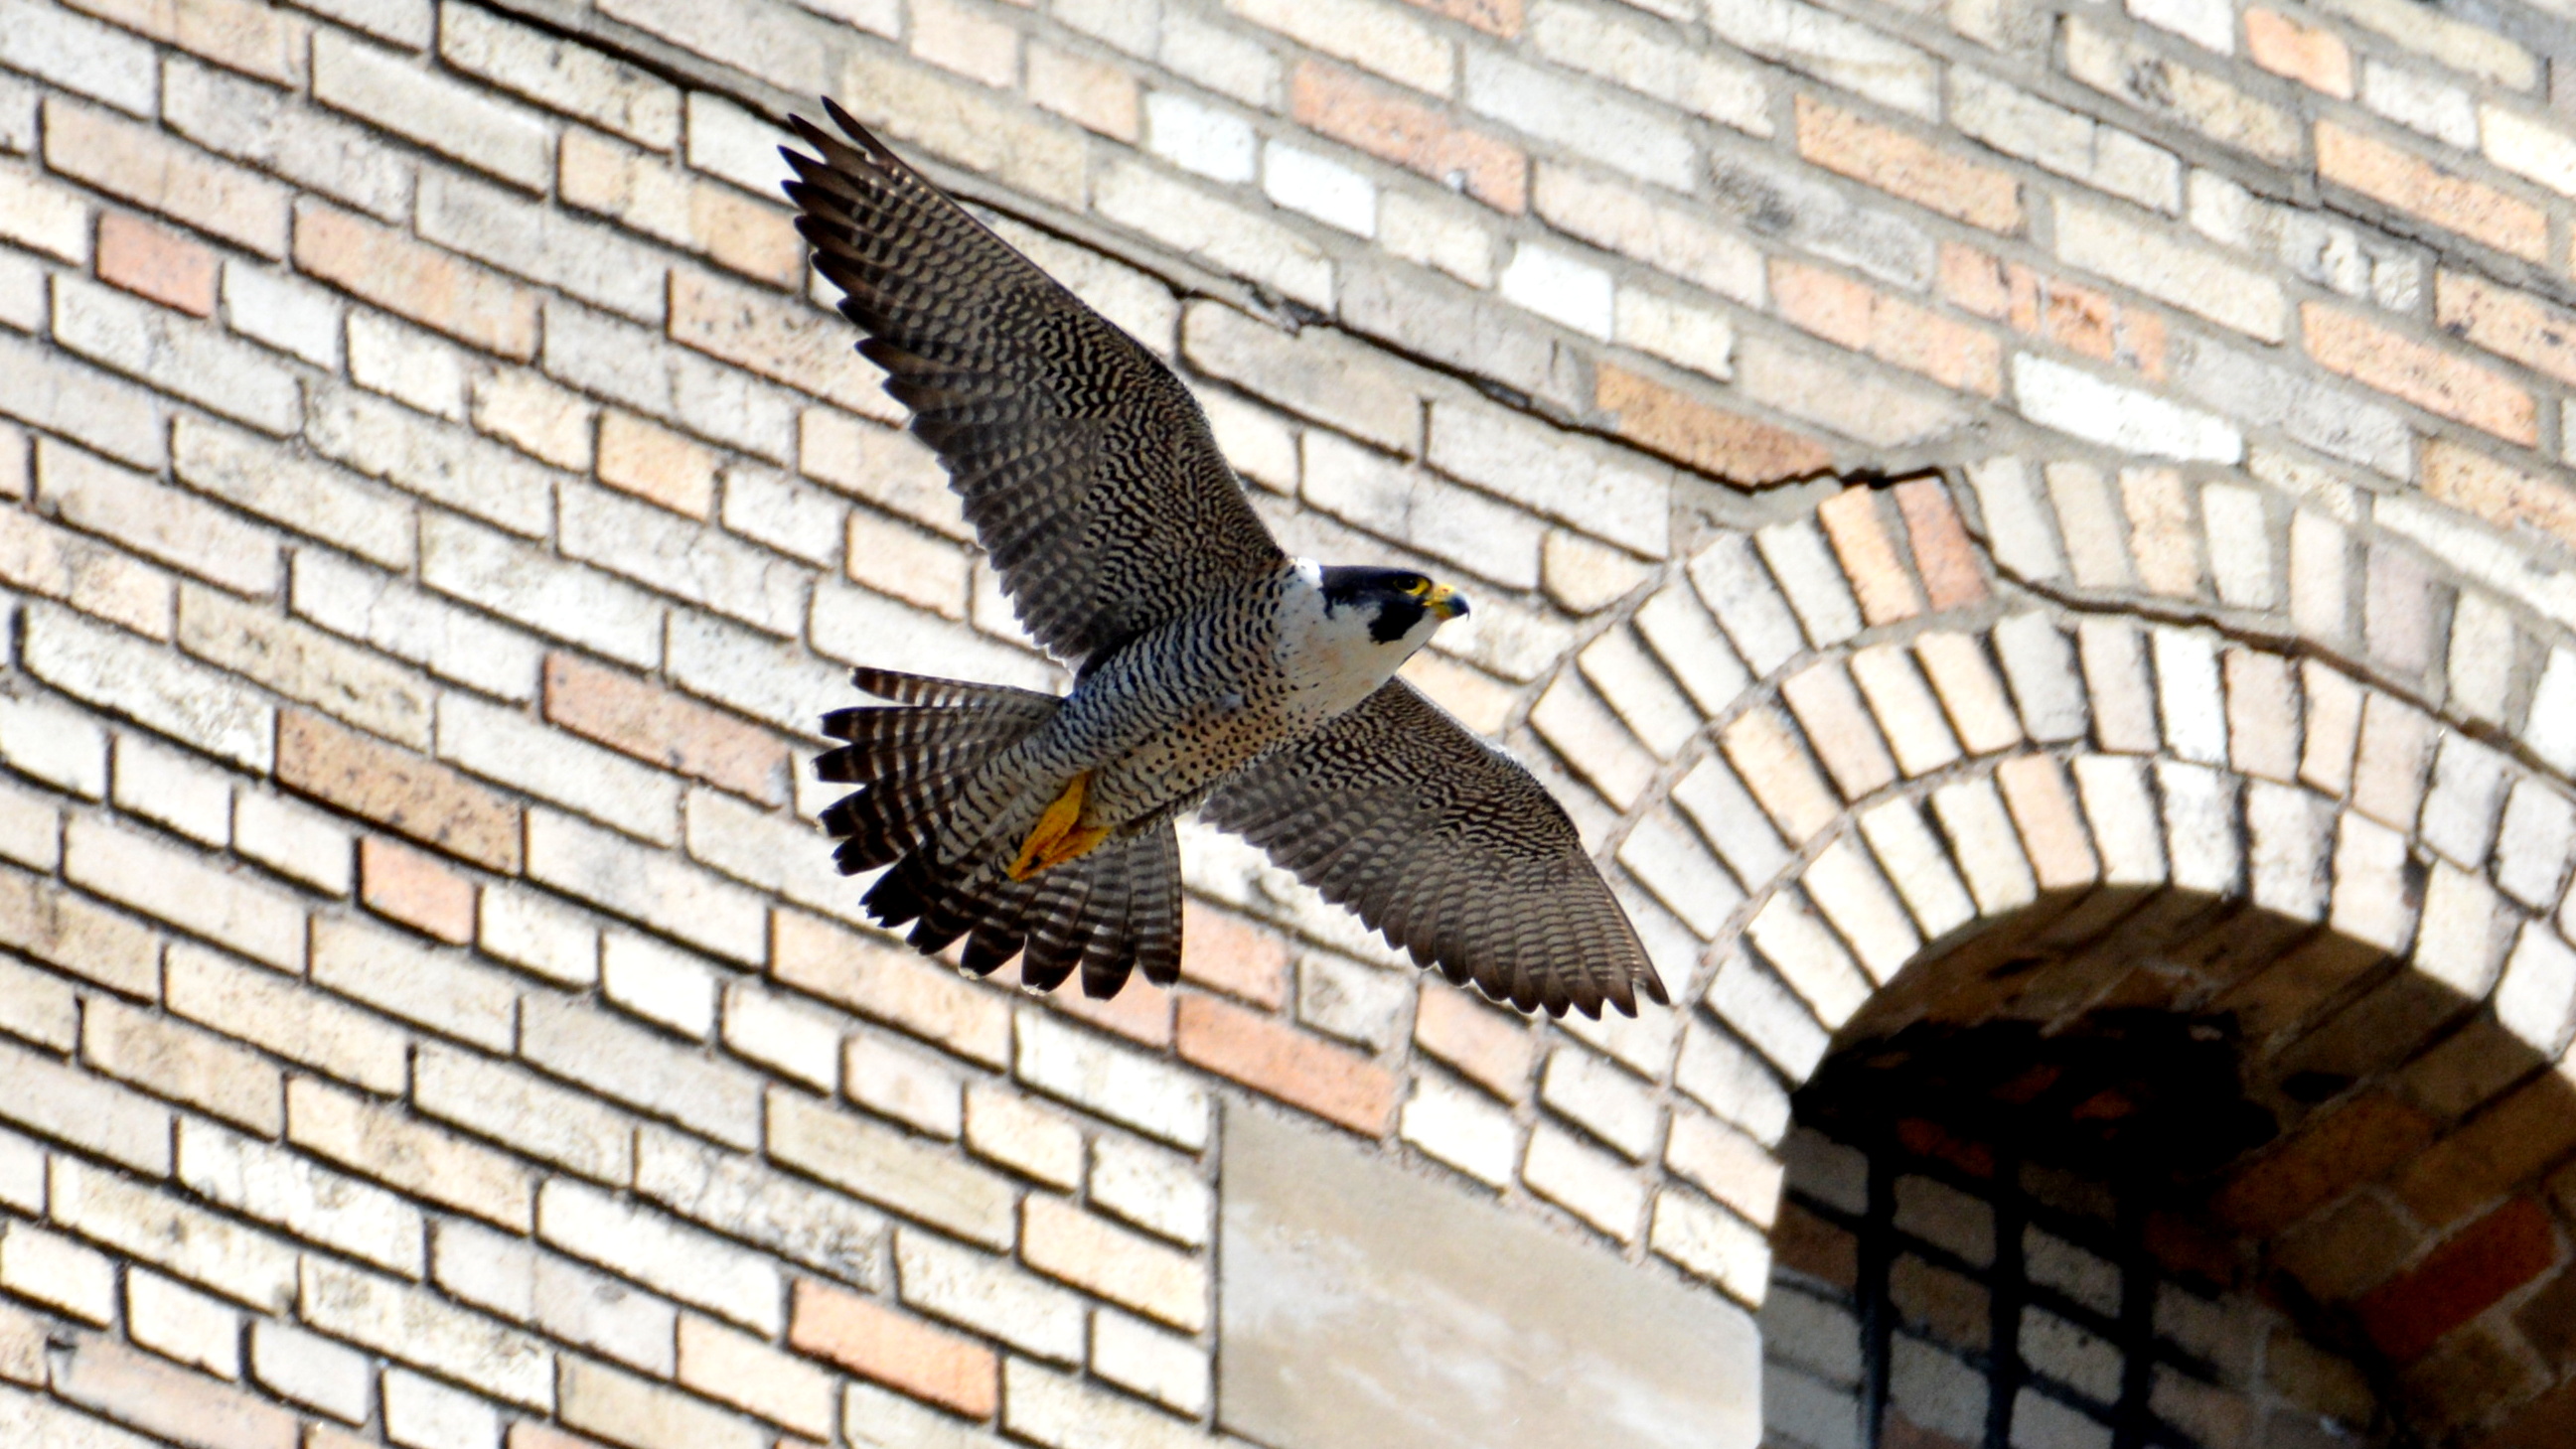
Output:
[814,667,1184,999]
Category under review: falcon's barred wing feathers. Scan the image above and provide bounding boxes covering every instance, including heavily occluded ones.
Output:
[1203,680,1669,1018]
[782,100,1287,667]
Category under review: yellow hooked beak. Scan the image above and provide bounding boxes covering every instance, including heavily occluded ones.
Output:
[1425,583,1468,622]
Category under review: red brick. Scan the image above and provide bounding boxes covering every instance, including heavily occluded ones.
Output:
[1595,362,1831,486]
[1176,901,1288,1009]
[2212,1091,2438,1235]
[2515,1265,2576,1368]
[1413,978,1535,1101]
[1773,259,2002,398]
[1289,61,1526,214]
[596,409,717,518]
[543,652,790,805]
[277,709,526,873]
[1176,994,1398,1135]
[360,835,477,943]
[2393,1075,2576,1230]
[1042,973,1174,1048]
[1938,242,2165,380]
[2317,121,2548,263]
[292,203,540,360]
[56,1336,297,1449]
[2423,438,2576,554]
[1894,477,1987,611]
[1816,486,1925,627]
[789,1279,997,1419]
[96,214,218,317]
[1405,0,1520,35]
[1796,96,2022,233]
[2244,8,2352,97]
[2435,269,2576,387]
[2305,303,2536,444]
[2355,1198,2558,1364]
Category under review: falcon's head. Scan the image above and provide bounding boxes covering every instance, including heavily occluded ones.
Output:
[1317,565,1469,647]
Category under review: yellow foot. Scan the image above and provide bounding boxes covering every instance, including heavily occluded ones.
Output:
[1008,771,1111,880]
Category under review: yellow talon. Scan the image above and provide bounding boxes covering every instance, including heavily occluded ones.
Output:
[1008,771,1110,880]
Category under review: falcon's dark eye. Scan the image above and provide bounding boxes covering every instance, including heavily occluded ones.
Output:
[1400,576,1432,597]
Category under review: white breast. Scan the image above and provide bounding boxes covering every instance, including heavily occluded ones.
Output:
[1270,559,1421,727]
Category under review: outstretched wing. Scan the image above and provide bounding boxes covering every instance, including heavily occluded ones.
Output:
[782,99,1286,667]
[1201,680,1667,1019]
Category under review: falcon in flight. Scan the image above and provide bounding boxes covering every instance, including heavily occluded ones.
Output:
[783,100,1666,1019]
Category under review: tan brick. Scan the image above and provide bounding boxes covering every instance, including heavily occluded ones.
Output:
[96,213,218,317]
[2305,303,2534,444]
[1894,478,1988,612]
[1021,1196,1206,1331]
[56,1336,298,1449]
[292,202,540,360]
[1771,260,2001,397]
[1042,974,1174,1049]
[1176,995,1397,1135]
[1174,900,1288,1009]
[844,509,968,619]
[83,995,282,1134]
[2317,120,2548,262]
[2421,438,2576,554]
[1795,95,2021,232]
[2246,8,2352,96]
[1720,706,1842,845]
[289,1077,535,1231]
[277,709,526,872]
[789,1279,997,1419]
[597,409,716,518]
[2119,467,2199,598]
[543,652,788,804]
[1939,243,2167,382]
[1026,42,1137,141]
[1412,978,1534,1100]
[1780,660,1898,800]
[0,870,159,998]
[1595,362,1830,486]
[2394,1075,2576,1230]
[1412,0,1520,34]
[2435,269,2576,387]
[2223,650,2301,786]
[2213,1091,2436,1235]
[73,0,308,86]
[561,1356,763,1449]
[678,1315,833,1438]
[360,835,477,943]
[1815,488,1925,627]
[668,267,879,413]
[1995,754,2097,893]
[557,128,801,291]
[1288,60,1524,213]
[44,97,291,257]
[0,507,178,642]
[772,910,1009,1067]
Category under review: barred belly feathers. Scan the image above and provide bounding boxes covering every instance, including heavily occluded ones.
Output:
[788,99,1666,1019]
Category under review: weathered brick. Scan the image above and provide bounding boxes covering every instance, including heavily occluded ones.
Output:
[2316,121,2547,262]
[895,1227,1084,1365]
[288,1076,534,1230]
[0,496,176,639]
[294,202,537,359]
[2356,1198,2555,1364]
[44,98,289,257]
[314,30,551,191]
[1022,1195,1207,1330]
[1596,362,1830,485]
[55,1337,296,1449]
[1288,60,1521,212]
[279,708,523,870]
[2063,18,2298,164]
[53,274,300,435]
[790,1279,996,1419]
[1796,96,2019,232]
[0,334,167,470]
[163,56,412,220]
[176,416,414,572]
[2304,302,2533,444]
[439,5,679,150]
[1703,0,1937,119]
[766,1088,1016,1248]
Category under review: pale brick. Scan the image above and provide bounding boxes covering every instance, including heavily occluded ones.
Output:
[2350,693,2435,831]
[384,1369,502,1449]
[773,911,1009,1068]
[414,1041,634,1185]
[52,275,300,435]
[725,464,843,571]
[559,1357,760,1449]
[1015,1009,1210,1149]
[2245,781,2331,922]
[2413,862,2510,1000]
[443,692,680,846]
[0,953,74,1051]
[108,732,229,847]
[523,992,761,1147]
[2064,18,2297,163]
[0,1384,164,1447]
[0,335,169,472]
[314,31,550,191]
[1524,1120,1647,1240]
[182,584,435,749]
[679,1315,833,1437]
[1182,300,1421,454]
[177,417,413,571]
[1619,805,1745,939]
[896,1226,1085,1363]
[962,1086,1083,1190]
[43,98,289,256]
[1703,0,1937,118]
[1949,70,2178,214]
[473,365,595,472]
[1743,889,1872,1027]
[182,1119,422,1275]
[2527,647,2576,776]
[1002,1360,1222,1449]
[53,1156,295,1308]
[2069,755,2165,888]
[1400,1070,1520,1187]
[307,384,553,537]
[545,296,799,462]
[1755,519,1862,649]
[1534,165,1762,306]
[1686,534,1802,675]
[1096,158,1332,309]
[165,59,413,220]
[1651,1185,1770,1303]
[2497,783,2576,912]
[2013,354,2240,462]
[0,1037,170,1175]
[348,310,468,420]
[66,815,301,968]
[2496,922,2576,1055]
[438,5,680,149]
[0,0,157,116]
[0,1223,114,1323]
[1465,50,1695,191]
[1091,1307,1210,1417]
[2317,0,2532,88]
[539,1179,782,1334]
[83,995,281,1133]
[1530,0,1768,135]
[421,513,665,669]
[420,167,665,323]
[1229,0,1452,96]
[291,552,544,705]
[2158,760,2241,897]
[767,1088,1014,1248]
[635,1127,886,1288]
[0,779,58,874]
[720,978,838,1090]
[1541,1043,1663,1161]
[2445,591,2515,728]
[562,483,808,636]
[302,1258,552,1409]
[1144,90,1254,182]
[1022,1194,1207,1330]
[0,169,90,264]
[685,91,810,196]
[1430,396,1669,557]
[1850,801,1968,947]
[250,1321,371,1423]
[844,1031,964,1138]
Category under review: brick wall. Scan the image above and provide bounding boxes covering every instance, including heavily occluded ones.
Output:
[9,0,2576,1445]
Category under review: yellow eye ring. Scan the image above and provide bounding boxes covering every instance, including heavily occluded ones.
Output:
[1404,577,1431,597]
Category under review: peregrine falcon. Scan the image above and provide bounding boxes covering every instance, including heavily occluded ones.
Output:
[783,100,1667,1019]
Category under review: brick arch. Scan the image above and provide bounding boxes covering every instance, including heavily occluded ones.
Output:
[1388,462,2576,1447]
